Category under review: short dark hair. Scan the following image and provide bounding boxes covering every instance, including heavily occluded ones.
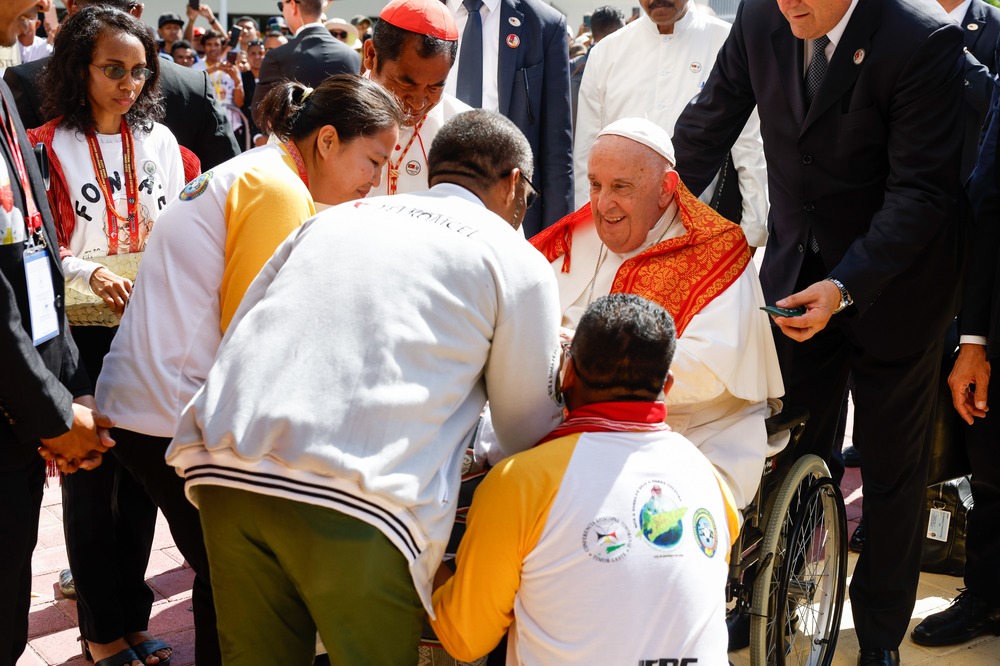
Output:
[371,18,458,70]
[170,39,193,54]
[41,6,163,134]
[235,16,258,28]
[591,5,625,40]
[298,0,324,18]
[570,294,676,398]
[77,0,140,11]
[428,110,533,187]
[201,29,224,46]
[257,74,404,144]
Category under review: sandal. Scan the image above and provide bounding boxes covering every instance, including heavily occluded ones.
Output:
[78,639,142,666]
[132,639,173,666]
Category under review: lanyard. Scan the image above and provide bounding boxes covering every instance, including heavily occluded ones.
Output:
[0,98,43,243]
[386,116,427,195]
[285,140,310,188]
[86,120,138,255]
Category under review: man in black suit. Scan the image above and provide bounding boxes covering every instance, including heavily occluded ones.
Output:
[911,39,1000,648]
[251,0,360,127]
[0,4,116,664]
[2,0,240,171]
[672,1,964,664]
[444,0,573,237]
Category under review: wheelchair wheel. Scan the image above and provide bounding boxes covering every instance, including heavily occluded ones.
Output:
[749,454,846,666]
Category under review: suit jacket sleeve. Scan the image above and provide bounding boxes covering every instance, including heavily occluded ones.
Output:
[832,25,964,310]
[961,73,1000,341]
[194,71,241,170]
[3,62,43,131]
[538,15,574,229]
[0,268,77,442]
[673,2,758,198]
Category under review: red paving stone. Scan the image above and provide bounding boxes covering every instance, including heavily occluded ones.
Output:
[6,436,893,666]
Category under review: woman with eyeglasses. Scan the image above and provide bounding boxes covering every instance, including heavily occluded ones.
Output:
[90,74,402,666]
[27,6,185,666]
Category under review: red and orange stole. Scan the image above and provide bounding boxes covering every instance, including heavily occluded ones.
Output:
[531,181,751,337]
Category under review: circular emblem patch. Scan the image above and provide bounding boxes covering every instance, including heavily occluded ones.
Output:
[508,16,521,27]
[853,49,865,65]
[634,482,686,552]
[143,161,156,175]
[179,171,212,201]
[582,517,632,562]
[689,62,702,73]
[693,508,718,558]
[405,160,421,176]
[506,34,520,48]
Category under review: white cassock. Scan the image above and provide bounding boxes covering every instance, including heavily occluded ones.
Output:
[554,203,784,508]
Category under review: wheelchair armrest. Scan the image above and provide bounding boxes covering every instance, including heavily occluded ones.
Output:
[764,407,810,438]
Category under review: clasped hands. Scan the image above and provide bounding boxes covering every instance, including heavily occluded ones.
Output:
[38,396,116,474]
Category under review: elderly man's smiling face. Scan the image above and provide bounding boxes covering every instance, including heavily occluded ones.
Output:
[587,135,677,254]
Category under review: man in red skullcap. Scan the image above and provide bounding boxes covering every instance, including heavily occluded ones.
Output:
[363,0,471,196]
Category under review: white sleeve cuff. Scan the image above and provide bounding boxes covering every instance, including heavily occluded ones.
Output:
[959,335,989,346]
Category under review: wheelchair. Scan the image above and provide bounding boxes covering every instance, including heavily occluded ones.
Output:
[728,408,849,666]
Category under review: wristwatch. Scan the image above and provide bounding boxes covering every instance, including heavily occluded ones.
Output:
[826,278,853,314]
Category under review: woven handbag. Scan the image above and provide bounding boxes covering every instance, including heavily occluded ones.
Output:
[65,253,142,327]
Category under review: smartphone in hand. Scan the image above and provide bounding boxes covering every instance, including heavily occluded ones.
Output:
[760,305,807,317]
[188,0,200,10]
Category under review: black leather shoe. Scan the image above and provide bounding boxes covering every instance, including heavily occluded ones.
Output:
[842,445,861,467]
[911,590,1000,646]
[849,519,865,553]
[857,648,899,666]
[726,609,751,651]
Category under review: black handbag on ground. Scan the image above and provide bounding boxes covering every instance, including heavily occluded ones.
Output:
[920,476,973,577]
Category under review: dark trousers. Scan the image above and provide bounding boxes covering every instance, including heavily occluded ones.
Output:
[963,359,1000,600]
[776,320,941,649]
[0,455,44,666]
[65,326,158,643]
[110,428,221,666]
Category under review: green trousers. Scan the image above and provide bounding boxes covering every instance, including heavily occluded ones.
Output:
[195,485,423,665]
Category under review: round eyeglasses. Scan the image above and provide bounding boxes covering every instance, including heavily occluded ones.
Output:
[90,64,153,82]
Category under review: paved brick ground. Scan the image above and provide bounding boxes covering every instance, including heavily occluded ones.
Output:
[19,453,998,665]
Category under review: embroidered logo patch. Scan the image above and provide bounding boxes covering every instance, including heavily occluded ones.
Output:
[582,517,632,562]
[689,62,702,73]
[633,481,686,552]
[143,160,157,175]
[693,508,718,558]
[179,171,212,201]
[405,160,421,176]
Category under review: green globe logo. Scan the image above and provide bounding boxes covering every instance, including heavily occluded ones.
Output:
[638,484,686,549]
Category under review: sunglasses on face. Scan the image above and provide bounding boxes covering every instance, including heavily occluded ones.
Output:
[247,39,265,47]
[330,30,348,39]
[90,64,152,82]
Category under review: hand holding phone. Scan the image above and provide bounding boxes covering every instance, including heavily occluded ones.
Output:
[229,25,243,46]
[760,305,806,318]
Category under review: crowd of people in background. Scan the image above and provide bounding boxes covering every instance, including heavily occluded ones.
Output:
[3,0,1000,665]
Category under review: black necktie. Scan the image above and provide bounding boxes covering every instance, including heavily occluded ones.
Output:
[456,0,484,108]
[805,35,830,107]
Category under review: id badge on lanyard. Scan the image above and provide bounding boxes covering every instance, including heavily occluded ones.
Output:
[23,244,59,345]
